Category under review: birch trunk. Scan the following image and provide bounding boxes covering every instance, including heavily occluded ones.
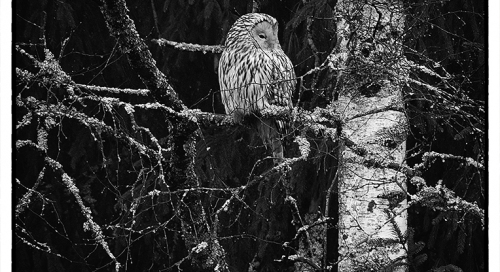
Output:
[333,1,409,271]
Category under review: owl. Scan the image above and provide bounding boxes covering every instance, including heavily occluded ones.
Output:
[218,13,296,161]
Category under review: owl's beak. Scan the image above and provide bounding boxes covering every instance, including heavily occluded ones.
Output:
[269,37,279,50]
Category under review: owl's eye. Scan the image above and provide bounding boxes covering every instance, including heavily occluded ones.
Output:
[258,33,266,39]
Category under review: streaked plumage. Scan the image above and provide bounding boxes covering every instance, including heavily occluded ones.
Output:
[218,13,296,161]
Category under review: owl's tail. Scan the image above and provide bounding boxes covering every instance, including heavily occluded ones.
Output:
[256,119,284,163]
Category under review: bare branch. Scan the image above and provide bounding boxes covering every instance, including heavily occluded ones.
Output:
[98,0,185,110]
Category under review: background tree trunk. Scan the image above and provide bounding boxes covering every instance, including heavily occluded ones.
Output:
[334,1,409,271]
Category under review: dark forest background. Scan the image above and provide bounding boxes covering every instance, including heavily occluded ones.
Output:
[14,0,485,271]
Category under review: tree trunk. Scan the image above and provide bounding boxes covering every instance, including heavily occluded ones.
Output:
[334,1,408,271]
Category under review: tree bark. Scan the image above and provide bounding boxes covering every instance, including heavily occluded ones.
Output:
[334,1,409,271]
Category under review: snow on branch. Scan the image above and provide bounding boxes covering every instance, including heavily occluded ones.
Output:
[18,96,168,160]
[421,151,484,170]
[75,83,150,96]
[16,47,150,97]
[409,179,484,228]
[45,156,122,271]
[153,38,224,54]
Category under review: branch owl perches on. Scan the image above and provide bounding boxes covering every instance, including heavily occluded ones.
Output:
[218,13,296,162]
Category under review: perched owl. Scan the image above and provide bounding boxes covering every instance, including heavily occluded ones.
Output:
[218,13,296,161]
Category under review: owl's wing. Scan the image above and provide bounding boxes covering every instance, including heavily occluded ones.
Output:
[218,50,238,115]
[257,50,295,135]
[265,50,295,109]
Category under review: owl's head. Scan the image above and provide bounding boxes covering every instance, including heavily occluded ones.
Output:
[224,13,282,51]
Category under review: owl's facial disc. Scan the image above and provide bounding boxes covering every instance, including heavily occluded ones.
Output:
[252,21,279,50]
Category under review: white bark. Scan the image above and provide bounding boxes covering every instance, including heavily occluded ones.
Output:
[334,1,408,271]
